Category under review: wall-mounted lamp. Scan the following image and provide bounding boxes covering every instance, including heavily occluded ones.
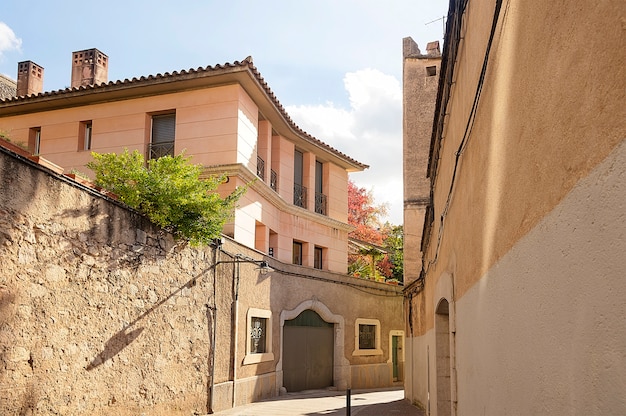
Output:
[215,255,271,274]
[210,237,225,248]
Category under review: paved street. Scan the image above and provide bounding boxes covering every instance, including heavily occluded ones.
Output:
[209,387,425,416]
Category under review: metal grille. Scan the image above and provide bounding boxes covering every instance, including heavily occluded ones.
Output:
[293,183,307,208]
[148,141,174,159]
[256,155,265,180]
[270,169,278,191]
[315,192,327,215]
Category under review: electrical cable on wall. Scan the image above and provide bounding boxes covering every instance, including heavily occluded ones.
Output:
[407,0,505,298]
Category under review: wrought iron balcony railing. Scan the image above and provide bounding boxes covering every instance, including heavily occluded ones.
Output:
[270,169,278,192]
[315,192,328,216]
[256,156,265,180]
[293,183,307,209]
[148,141,174,160]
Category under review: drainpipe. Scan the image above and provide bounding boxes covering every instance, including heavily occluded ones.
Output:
[427,345,430,416]
[231,259,241,409]
[208,247,218,414]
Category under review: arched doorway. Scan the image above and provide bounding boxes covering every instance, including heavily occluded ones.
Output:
[283,309,334,392]
[436,299,451,416]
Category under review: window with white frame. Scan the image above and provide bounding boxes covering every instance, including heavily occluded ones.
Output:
[353,318,383,356]
[243,308,274,365]
[79,121,92,151]
[29,127,41,155]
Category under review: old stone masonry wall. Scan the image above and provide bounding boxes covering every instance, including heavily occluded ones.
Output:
[0,149,223,415]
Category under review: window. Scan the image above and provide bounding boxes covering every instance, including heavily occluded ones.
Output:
[293,241,303,265]
[426,66,437,77]
[359,325,376,349]
[293,149,307,208]
[353,318,383,356]
[243,308,274,365]
[149,113,175,159]
[314,160,327,215]
[250,317,267,353]
[314,246,323,270]
[29,127,41,155]
[79,121,92,151]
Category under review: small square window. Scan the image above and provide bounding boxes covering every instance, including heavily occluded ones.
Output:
[244,308,274,365]
[353,318,383,356]
[359,324,376,349]
[426,66,437,77]
[250,317,267,354]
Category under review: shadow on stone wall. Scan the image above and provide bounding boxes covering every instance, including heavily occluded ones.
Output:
[0,289,38,415]
[85,266,214,371]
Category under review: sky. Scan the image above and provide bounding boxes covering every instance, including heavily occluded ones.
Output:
[0,0,449,224]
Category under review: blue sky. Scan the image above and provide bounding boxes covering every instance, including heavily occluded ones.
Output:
[0,0,448,224]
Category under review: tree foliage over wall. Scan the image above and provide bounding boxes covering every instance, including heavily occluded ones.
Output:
[87,149,245,246]
[347,179,403,282]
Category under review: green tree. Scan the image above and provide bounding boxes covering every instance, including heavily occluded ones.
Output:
[87,149,246,246]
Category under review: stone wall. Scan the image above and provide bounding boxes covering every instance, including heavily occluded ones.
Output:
[0,144,406,415]
[0,147,230,415]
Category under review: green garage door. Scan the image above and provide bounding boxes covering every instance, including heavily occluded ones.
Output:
[283,309,334,392]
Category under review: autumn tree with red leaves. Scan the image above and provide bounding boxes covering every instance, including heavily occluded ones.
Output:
[348,179,386,245]
[347,180,403,282]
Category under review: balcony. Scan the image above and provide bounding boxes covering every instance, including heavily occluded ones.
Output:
[315,192,327,216]
[148,141,174,160]
[270,169,278,192]
[293,183,307,209]
[257,156,265,180]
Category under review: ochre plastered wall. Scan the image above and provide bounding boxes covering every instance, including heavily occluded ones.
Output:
[414,0,625,336]
[405,0,625,413]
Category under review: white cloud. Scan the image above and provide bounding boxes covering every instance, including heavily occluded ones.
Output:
[0,22,22,60]
[287,69,405,225]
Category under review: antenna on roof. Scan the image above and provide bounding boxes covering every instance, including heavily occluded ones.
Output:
[425,15,446,39]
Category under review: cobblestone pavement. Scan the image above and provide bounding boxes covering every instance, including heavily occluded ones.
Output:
[209,387,425,416]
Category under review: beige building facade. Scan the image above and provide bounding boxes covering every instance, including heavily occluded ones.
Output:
[403,0,625,415]
[0,50,366,274]
[0,49,408,414]
[0,141,405,415]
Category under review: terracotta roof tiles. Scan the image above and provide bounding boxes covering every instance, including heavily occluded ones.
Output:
[0,57,367,170]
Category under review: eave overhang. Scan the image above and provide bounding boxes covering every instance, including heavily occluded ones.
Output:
[0,57,367,172]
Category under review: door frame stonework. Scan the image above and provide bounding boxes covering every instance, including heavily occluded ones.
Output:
[276,299,350,392]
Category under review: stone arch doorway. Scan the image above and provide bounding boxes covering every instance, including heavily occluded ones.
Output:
[277,299,349,392]
[283,309,334,392]
[436,298,451,416]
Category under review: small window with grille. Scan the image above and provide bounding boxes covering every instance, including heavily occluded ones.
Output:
[244,308,274,365]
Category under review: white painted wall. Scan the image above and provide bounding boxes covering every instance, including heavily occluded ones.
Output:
[456,141,626,415]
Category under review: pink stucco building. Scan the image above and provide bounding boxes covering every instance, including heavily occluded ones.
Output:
[0,49,367,273]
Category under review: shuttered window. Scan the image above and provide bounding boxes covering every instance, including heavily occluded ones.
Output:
[151,114,175,144]
[149,113,175,159]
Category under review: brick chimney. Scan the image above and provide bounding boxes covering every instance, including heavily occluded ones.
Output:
[16,61,44,97]
[426,41,441,57]
[71,48,108,88]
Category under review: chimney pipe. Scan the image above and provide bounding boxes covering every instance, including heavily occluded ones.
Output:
[71,48,108,88]
[16,61,44,97]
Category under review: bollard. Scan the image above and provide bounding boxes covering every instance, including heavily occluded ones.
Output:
[346,388,351,416]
